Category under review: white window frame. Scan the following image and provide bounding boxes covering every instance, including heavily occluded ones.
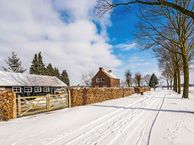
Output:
[43,87,50,92]
[24,87,32,93]
[96,78,100,83]
[101,78,105,82]
[34,87,42,92]
[12,87,21,93]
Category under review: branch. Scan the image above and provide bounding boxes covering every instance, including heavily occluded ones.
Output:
[96,0,194,19]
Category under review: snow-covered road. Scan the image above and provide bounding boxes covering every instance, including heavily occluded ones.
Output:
[0,89,194,145]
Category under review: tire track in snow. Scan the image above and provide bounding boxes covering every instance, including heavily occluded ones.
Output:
[89,98,159,145]
[146,94,166,145]
[106,93,166,145]
[46,95,151,145]
[58,95,157,145]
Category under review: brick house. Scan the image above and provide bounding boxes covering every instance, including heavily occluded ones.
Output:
[92,67,120,87]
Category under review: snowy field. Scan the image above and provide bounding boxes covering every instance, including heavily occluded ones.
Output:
[0,89,194,145]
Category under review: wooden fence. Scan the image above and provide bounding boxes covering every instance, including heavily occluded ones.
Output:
[17,93,69,117]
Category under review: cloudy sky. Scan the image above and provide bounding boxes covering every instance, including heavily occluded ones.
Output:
[0,0,161,84]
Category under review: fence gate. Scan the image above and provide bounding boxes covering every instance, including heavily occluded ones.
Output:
[17,91,69,117]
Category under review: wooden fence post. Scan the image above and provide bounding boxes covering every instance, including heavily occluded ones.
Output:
[68,89,71,108]
[46,94,51,111]
[17,95,21,117]
[13,93,17,119]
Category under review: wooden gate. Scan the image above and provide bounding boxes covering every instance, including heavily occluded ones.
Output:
[17,92,69,117]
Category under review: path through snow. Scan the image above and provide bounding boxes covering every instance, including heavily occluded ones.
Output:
[0,89,194,145]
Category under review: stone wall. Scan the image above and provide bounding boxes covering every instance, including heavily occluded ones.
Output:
[69,87,148,107]
[0,91,17,121]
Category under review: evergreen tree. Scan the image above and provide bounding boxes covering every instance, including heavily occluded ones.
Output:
[53,67,60,78]
[30,54,38,74]
[60,70,70,86]
[30,52,46,75]
[149,73,159,90]
[37,52,46,75]
[46,63,54,76]
[3,51,26,73]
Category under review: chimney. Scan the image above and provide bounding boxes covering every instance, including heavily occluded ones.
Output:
[99,67,103,71]
[108,70,112,73]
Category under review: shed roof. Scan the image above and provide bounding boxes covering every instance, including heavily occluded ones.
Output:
[0,71,67,87]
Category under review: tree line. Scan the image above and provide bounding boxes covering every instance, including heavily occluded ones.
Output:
[81,69,159,90]
[124,70,158,89]
[2,51,70,86]
[96,0,194,98]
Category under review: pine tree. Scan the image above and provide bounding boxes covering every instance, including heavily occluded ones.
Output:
[53,67,60,79]
[3,51,26,73]
[46,63,54,76]
[37,52,46,75]
[60,70,70,86]
[149,73,159,90]
[30,54,38,74]
[30,52,46,75]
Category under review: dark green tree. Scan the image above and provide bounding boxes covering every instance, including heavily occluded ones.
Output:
[149,73,159,90]
[60,70,70,86]
[46,63,54,76]
[53,67,60,79]
[30,54,38,74]
[30,52,46,75]
[37,52,46,75]
[3,51,26,73]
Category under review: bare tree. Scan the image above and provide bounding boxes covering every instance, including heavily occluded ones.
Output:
[143,74,151,86]
[96,0,194,19]
[161,68,173,90]
[135,73,142,87]
[125,70,132,87]
[81,72,94,86]
[135,1,193,98]
[96,0,193,98]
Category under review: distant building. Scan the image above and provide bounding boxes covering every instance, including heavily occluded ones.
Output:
[0,71,67,96]
[92,67,120,87]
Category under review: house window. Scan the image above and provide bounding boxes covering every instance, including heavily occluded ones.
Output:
[101,78,105,82]
[24,87,32,93]
[34,87,41,92]
[43,87,50,92]
[12,87,21,93]
[96,78,100,83]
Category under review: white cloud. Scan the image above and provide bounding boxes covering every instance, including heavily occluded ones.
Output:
[0,0,121,85]
[115,42,138,51]
[117,55,159,79]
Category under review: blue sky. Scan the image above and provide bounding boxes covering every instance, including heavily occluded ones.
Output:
[0,0,159,84]
[105,5,158,79]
